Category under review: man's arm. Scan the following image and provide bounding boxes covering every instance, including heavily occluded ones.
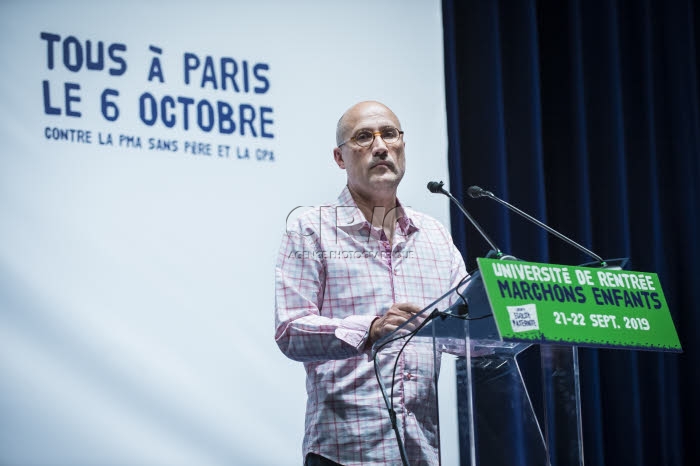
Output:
[274,229,376,362]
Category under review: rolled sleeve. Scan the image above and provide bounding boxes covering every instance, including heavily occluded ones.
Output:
[335,314,378,350]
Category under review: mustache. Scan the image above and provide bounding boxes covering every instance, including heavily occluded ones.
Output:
[370,159,396,171]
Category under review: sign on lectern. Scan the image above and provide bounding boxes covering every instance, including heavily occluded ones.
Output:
[477,258,682,352]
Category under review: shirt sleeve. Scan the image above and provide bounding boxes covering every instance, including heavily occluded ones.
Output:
[274,226,375,362]
[434,224,499,356]
[446,226,470,302]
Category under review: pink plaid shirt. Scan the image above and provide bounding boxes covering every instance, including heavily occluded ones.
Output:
[275,187,467,465]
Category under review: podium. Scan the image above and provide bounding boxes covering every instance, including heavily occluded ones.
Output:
[372,258,681,465]
[373,272,565,465]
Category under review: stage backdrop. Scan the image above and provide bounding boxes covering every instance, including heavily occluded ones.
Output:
[0,1,456,464]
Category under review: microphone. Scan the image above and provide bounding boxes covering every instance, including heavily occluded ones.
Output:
[467,185,492,198]
[427,181,444,193]
[427,181,506,258]
[467,185,606,266]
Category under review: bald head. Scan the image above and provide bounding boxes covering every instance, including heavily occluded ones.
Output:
[336,101,402,146]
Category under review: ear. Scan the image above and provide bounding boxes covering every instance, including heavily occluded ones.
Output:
[333,147,346,169]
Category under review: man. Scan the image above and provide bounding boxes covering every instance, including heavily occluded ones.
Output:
[275,101,468,465]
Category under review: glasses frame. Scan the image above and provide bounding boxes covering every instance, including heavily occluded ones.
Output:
[337,127,405,148]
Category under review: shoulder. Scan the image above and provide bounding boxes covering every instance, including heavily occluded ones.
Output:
[404,207,452,237]
[286,188,353,235]
[283,198,341,239]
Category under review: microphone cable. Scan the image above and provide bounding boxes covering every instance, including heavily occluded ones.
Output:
[372,273,473,466]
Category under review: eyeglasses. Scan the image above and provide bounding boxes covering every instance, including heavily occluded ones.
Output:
[338,127,404,148]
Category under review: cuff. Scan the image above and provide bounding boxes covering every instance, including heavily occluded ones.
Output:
[335,314,378,351]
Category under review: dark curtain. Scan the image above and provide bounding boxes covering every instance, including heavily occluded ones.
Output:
[442,0,699,465]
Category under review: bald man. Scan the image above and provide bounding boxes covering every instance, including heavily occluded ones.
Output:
[275,101,467,465]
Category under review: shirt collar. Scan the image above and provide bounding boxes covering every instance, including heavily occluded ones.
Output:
[335,186,420,236]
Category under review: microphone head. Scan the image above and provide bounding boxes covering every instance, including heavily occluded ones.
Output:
[427,181,445,193]
[467,185,486,198]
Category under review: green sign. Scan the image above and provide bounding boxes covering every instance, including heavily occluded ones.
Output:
[477,258,682,352]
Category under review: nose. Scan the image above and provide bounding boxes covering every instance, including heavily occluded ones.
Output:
[371,133,389,157]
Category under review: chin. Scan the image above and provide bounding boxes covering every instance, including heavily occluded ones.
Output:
[369,175,402,190]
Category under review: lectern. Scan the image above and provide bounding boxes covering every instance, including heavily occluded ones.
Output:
[373,258,680,466]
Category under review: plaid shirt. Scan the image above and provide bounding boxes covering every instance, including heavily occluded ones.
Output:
[275,187,467,465]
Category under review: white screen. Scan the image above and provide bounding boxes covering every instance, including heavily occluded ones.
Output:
[0,1,454,464]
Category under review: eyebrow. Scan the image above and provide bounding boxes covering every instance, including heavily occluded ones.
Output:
[354,125,398,132]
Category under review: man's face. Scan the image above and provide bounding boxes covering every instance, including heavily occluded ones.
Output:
[333,102,406,198]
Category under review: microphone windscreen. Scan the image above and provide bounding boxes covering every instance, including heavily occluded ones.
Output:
[467,186,483,198]
[427,181,444,193]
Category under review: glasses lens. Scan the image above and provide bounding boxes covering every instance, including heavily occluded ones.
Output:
[354,130,374,146]
[381,128,400,143]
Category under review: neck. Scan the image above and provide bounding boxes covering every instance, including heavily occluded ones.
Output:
[347,185,399,235]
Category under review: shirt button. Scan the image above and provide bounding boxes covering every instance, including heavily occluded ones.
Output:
[404,372,412,380]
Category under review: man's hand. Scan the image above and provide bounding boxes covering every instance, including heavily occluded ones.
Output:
[368,302,424,345]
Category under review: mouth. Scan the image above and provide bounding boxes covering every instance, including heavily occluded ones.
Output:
[371,161,395,171]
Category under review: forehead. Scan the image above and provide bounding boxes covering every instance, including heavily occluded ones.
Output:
[345,104,400,131]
